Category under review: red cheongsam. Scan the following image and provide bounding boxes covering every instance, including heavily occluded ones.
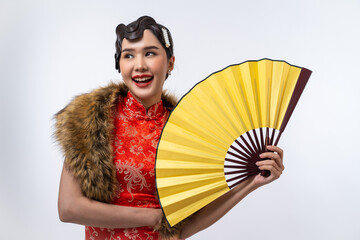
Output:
[85,91,169,240]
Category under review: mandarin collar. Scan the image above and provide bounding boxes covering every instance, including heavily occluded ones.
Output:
[123,91,165,120]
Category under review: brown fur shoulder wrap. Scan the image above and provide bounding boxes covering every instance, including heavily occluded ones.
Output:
[54,82,186,237]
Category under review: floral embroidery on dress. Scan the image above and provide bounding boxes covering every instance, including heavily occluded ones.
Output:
[85,226,99,240]
[114,135,125,155]
[123,228,141,240]
[115,160,151,202]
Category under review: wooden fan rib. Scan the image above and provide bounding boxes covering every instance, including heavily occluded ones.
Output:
[224,164,247,169]
[239,135,256,156]
[226,172,252,184]
[224,158,247,165]
[228,145,250,159]
[225,169,251,175]
[234,139,253,157]
[245,131,260,153]
[229,175,255,189]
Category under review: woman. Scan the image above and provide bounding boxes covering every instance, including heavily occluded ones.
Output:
[55,16,284,240]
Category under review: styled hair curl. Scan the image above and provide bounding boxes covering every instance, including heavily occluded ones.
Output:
[115,16,174,73]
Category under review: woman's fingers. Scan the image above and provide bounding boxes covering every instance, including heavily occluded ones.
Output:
[266,145,284,160]
[256,145,285,181]
[256,160,282,173]
[260,146,284,169]
[257,162,282,179]
[259,153,283,170]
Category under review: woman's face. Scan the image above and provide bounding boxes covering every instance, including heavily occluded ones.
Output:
[119,29,175,108]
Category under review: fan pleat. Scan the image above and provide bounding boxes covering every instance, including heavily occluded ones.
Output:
[169,108,230,149]
[161,181,229,225]
[156,160,223,178]
[156,142,224,163]
[157,173,224,196]
[276,67,302,129]
[161,122,227,155]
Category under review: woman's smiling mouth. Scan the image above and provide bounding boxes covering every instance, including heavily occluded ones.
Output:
[132,74,154,87]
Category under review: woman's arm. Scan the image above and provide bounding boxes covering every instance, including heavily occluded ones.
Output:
[58,165,162,228]
[179,145,284,239]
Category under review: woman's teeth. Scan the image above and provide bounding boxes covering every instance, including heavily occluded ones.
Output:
[133,76,153,82]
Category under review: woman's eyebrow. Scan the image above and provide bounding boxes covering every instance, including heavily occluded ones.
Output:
[122,45,159,53]
[121,48,134,53]
[144,46,159,50]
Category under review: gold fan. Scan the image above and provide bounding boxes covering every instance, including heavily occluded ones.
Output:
[155,58,312,226]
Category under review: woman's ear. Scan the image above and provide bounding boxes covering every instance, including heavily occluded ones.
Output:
[168,56,175,71]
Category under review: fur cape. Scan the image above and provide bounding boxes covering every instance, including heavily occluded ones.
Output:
[54,82,187,238]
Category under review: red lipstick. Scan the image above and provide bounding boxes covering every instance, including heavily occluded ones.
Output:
[132,74,153,87]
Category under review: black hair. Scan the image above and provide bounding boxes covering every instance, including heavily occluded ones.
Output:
[115,16,174,73]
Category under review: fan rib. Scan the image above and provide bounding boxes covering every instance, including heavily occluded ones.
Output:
[259,128,265,152]
[226,173,249,183]
[229,173,258,189]
[246,131,259,153]
[224,164,246,169]
[225,169,249,176]
[227,151,248,161]
[252,129,261,152]
[229,144,251,159]
[270,128,276,146]
[274,131,282,146]
[225,163,258,172]
[225,158,247,165]
[234,139,252,157]
[240,135,256,156]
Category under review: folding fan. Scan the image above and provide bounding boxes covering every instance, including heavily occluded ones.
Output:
[155,58,312,226]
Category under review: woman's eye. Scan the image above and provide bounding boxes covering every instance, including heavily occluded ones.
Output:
[124,54,133,59]
[145,52,155,57]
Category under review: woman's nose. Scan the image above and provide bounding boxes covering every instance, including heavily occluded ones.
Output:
[134,56,147,72]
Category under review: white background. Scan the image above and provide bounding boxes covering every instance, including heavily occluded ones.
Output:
[1,0,359,239]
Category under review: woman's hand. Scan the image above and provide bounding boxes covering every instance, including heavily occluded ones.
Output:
[252,145,284,187]
[179,145,285,239]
